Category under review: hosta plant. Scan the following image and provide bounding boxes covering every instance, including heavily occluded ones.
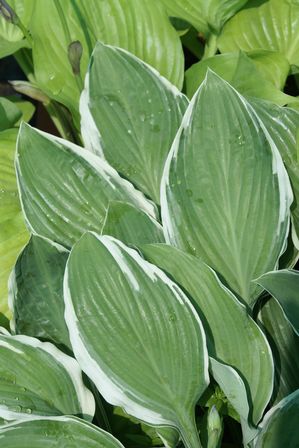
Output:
[0,41,299,448]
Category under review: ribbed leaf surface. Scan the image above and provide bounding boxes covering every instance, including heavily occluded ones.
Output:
[81,43,188,203]
[0,332,94,420]
[142,244,274,425]
[0,416,124,448]
[255,390,299,447]
[102,201,164,247]
[256,269,299,335]
[161,71,292,305]
[64,233,209,448]
[219,0,299,66]
[16,124,156,248]
[9,236,70,349]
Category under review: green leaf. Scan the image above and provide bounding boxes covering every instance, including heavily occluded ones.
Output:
[102,201,164,247]
[185,52,291,104]
[141,244,274,426]
[219,0,299,67]
[0,416,124,447]
[9,235,71,350]
[0,331,94,420]
[81,42,188,203]
[0,0,34,58]
[254,390,299,447]
[159,0,248,34]
[247,99,299,249]
[0,98,22,131]
[256,269,299,335]
[162,71,292,305]
[16,123,156,249]
[259,297,299,403]
[64,233,209,448]
[0,128,29,317]
[7,97,35,124]
[30,0,184,125]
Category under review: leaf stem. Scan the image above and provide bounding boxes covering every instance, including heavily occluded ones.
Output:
[202,33,218,60]
[178,413,202,448]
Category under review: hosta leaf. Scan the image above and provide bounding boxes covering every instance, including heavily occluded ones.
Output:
[30,0,184,125]
[254,390,299,447]
[256,269,299,335]
[0,98,22,131]
[0,416,124,448]
[162,71,293,305]
[158,0,248,34]
[9,98,35,124]
[0,128,28,317]
[0,0,34,58]
[219,0,299,67]
[185,51,291,104]
[141,244,274,425]
[247,99,299,248]
[81,42,188,203]
[16,123,156,249]
[102,201,164,247]
[259,298,299,404]
[64,233,209,448]
[9,235,70,349]
[0,332,94,420]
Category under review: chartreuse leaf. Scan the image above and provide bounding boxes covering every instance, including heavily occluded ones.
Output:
[81,42,188,203]
[9,236,70,350]
[30,0,184,125]
[16,123,156,249]
[162,71,293,306]
[259,298,299,404]
[254,390,299,447]
[141,244,274,428]
[64,233,209,448]
[256,270,299,335]
[0,416,124,448]
[185,51,291,104]
[0,98,22,131]
[158,0,247,34]
[219,0,299,67]
[102,201,164,246]
[0,0,34,58]
[0,128,29,317]
[0,332,95,420]
[247,99,299,248]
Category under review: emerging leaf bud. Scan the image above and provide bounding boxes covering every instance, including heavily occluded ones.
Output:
[0,0,18,24]
[207,405,222,448]
[68,41,83,76]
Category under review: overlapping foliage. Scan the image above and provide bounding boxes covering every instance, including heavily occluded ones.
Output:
[0,1,299,447]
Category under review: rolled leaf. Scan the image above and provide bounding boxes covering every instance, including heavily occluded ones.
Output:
[64,233,209,448]
[254,390,299,447]
[256,269,299,335]
[161,71,292,305]
[0,332,95,420]
[16,123,156,248]
[81,42,188,203]
[259,298,299,404]
[101,201,164,247]
[142,243,274,425]
[9,235,70,349]
[0,416,124,447]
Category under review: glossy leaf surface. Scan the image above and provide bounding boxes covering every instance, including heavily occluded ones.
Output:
[81,42,188,202]
[0,416,124,448]
[9,235,70,349]
[16,124,156,248]
[0,332,94,420]
[142,243,274,425]
[162,71,292,305]
[65,233,209,448]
